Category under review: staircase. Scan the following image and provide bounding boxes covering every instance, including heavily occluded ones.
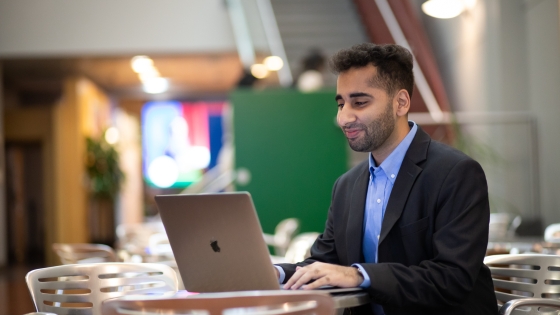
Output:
[270,0,368,85]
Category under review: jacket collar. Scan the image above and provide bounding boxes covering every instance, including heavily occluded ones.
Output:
[379,124,430,243]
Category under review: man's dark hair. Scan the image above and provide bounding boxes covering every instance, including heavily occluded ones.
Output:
[330,43,414,97]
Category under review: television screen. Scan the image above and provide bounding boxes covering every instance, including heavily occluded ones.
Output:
[141,100,226,188]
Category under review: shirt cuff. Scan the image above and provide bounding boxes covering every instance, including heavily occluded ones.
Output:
[351,263,371,288]
[274,265,286,284]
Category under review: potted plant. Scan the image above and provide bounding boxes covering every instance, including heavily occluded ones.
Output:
[85,133,124,245]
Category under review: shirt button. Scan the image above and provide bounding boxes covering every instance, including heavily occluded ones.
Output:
[391,174,395,178]
[377,199,381,203]
[377,235,380,239]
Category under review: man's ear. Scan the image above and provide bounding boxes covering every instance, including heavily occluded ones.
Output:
[395,89,410,117]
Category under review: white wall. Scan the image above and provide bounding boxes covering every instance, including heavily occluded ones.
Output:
[414,0,560,225]
[0,0,268,57]
[526,0,560,225]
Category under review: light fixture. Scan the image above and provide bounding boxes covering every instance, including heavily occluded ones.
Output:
[138,67,161,81]
[250,64,269,79]
[422,0,468,19]
[132,55,170,94]
[142,77,170,94]
[263,56,284,71]
[104,127,120,145]
[131,55,154,73]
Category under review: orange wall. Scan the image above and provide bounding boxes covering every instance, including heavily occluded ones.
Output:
[53,77,112,244]
[5,76,112,265]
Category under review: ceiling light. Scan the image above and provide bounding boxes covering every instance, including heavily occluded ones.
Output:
[263,56,284,71]
[251,64,269,79]
[422,0,464,19]
[139,68,161,81]
[131,55,154,73]
[142,77,169,94]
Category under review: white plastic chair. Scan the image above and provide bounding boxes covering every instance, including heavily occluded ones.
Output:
[489,213,522,240]
[146,232,173,258]
[52,243,118,264]
[484,254,560,315]
[263,218,300,256]
[102,290,335,315]
[26,262,178,315]
[115,221,166,259]
[284,232,320,264]
[544,224,560,243]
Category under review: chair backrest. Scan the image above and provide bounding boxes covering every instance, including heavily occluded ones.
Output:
[545,224,560,243]
[484,254,560,313]
[115,222,166,255]
[26,262,178,315]
[263,218,301,257]
[489,213,522,240]
[146,232,173,258]
[102,290,336,315]
[284,232,320,264]
[52,243,118,264]
[272,218,300,256]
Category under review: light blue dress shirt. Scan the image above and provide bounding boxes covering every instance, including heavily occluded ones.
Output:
[352,122,417,315]
[353,122,417,285]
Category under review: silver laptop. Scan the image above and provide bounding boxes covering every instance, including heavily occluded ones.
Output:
[155,192,280,292]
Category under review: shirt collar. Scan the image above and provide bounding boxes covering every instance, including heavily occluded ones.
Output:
[369,121,418,184]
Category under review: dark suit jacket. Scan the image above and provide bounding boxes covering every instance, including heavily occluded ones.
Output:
[278,125,498,315]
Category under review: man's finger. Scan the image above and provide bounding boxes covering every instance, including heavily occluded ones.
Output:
[289,266,324,290]
[302,275,330,290]
[283,267,307,289]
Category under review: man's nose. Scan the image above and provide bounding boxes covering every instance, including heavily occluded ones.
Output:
[337,104,355,127]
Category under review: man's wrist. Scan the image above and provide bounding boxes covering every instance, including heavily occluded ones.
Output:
[353,265,364,282]
[274,265,286,284]
[351,264,371,288]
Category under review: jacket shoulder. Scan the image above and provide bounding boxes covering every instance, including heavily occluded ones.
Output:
[426,140,479,167]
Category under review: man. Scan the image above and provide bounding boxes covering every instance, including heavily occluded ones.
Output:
[274,43,497,315]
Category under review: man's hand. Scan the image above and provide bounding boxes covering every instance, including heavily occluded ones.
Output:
[274,266,280,279]
[283,262,364,290]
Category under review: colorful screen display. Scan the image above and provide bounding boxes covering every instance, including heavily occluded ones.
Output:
[141,101,226,188]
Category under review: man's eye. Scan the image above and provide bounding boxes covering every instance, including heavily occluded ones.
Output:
[337,103,344,109]
[355,101,367,106]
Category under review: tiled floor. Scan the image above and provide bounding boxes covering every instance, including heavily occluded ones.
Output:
[0,264,42,315]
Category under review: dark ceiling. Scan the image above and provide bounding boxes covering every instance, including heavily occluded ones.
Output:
[2,53,278,105]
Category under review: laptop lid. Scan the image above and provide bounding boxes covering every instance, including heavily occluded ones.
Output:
[155,192,280,292]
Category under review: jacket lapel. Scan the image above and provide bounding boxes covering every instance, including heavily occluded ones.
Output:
[346,164,369,264]
[379,127,430,244]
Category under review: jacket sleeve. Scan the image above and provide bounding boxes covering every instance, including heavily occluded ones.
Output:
[363,158,490,308]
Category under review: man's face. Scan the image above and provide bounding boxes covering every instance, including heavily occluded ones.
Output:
[335,64,397,153]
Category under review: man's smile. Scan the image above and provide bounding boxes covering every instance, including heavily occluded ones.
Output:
[342,124,366,139]
[344,128,362,139]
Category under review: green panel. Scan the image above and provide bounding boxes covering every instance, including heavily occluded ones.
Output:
[231,88,347,235]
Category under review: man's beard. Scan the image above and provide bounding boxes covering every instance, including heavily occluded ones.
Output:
[345,100,395,152]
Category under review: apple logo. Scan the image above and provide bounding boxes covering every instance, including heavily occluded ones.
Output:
[210,239,221,252]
